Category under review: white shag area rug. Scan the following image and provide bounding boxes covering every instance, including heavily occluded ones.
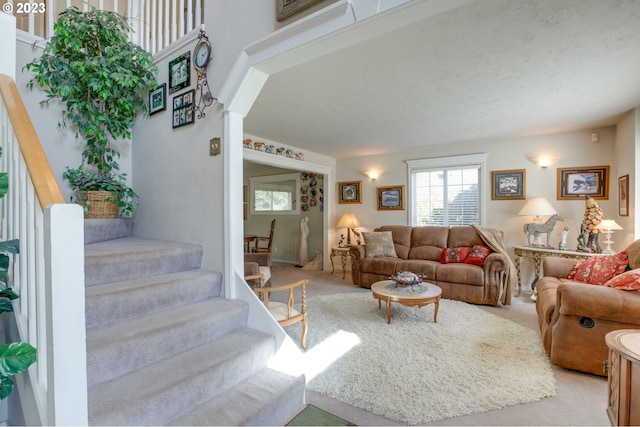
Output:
[284,292,556,425]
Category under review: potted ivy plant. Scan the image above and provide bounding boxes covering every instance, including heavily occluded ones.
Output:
[25,6,157,217]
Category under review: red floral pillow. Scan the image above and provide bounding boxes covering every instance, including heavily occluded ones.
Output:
[440,247,469,264]
[604,269,640,290]
[568,251,629,285]
[464,245,492,266]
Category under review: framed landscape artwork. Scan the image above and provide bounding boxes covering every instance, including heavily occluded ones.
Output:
[148,83,166,115]
[338,181,362,204]
[491,169,525,200]
[619,174,629,216]
[377,185,405,210]
[557,166,609,200]
[169,51,190,94]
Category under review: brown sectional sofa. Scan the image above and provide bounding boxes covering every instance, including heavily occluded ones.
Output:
[536,253,640,376]
[349,225,510,306]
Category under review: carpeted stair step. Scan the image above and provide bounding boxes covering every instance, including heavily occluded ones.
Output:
[168,368,306,426]
[85,269,223,330]
[88,328,276,426]
[85,237,203,286]
[87,298,249,387]
[84,218,134,244]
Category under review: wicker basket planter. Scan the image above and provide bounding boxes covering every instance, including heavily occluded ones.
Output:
[80,191,119,218]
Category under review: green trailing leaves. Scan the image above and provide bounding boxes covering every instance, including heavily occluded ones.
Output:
[25,6,157,217]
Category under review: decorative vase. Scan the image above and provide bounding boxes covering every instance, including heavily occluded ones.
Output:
[80,191,119,218]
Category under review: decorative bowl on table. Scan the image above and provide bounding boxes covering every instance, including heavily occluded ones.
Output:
[390,271,424,286]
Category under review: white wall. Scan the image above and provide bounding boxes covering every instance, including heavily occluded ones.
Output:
[614,109,639,248]
[0,14,16,80]
[131,1,280,271]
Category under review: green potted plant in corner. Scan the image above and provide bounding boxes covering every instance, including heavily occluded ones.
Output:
[25,6,157,217]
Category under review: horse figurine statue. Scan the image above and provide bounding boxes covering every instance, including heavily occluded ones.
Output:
[523,213,563,247]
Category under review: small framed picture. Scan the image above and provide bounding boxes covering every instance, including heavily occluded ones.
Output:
[619,174,629,216]
[169,51,190,94]
[377,185,405,210]
[338,181,362,204]
[172,89,195,129]
[491,169,526,200]
[557,166,609,200]
[148,83,166,115]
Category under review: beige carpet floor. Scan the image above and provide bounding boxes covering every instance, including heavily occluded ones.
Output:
[269,263,610,426]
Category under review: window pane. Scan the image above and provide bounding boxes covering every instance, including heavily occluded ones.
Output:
[272,191,292,211]
[255,190,272,211]
[412,166,480,226]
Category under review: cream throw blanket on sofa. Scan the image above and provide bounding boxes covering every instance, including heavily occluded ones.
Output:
[472,225,516,305]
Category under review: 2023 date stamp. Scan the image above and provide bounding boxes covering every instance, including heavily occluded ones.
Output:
[2,2,46,14]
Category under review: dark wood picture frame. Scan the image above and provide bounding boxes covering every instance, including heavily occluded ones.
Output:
[172,89,195,129]
[148,83,166,115]
[276,0,324,21]
[377,185,405,210]
[338,181,362,204]
[619,174,629,216]
[169,51,191,94]
[557,165,609,200]
[491,169,526,200]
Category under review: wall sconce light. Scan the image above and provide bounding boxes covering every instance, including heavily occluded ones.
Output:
[527,156,558,169]
[365,171,379,181]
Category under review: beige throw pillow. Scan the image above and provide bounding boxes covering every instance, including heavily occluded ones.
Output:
[363,231,398,258]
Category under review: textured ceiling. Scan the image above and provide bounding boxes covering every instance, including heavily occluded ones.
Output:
[244,0,640,159]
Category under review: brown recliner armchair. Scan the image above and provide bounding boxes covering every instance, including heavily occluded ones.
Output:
[535,241,640,376]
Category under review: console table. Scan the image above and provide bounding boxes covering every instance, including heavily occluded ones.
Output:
[513,245,595,295]
[330,246,351,279]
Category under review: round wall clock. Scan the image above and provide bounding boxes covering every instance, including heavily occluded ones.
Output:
[194,39,211,69]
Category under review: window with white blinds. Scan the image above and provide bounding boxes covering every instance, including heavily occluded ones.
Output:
[406,154,487,227]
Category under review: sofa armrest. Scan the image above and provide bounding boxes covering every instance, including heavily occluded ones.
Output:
[244,252,272,268]
[542,257,578,279]
[349,245,366,285]
[483,252,508,274]
[556,282,640,324]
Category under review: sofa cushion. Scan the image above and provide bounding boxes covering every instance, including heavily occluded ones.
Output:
[440,247,469,263]
[448,226,486,248]
[361,256,402,276]
[464,245,492,266]
[408,226,449,261]
[374,226,412,259]
[436,263,484,286]
[396,260,439,280]
[604,268,640,290]
[363,231,398,258]
[625,239,640,269]
[567,251,629,285]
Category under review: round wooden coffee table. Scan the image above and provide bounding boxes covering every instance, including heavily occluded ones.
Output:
[371,280,442,324]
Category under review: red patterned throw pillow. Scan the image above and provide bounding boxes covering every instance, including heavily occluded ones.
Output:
[567,251,629,286]
[440,247,469,264]
[604,268,640,290]
[464,245,492,266]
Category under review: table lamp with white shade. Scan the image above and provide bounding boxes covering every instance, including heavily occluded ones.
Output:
[518,197,559,247]
[595,219,623,254]
[337,212,360,246]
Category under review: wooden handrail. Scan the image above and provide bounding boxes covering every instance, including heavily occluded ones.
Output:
[0,74,64,208]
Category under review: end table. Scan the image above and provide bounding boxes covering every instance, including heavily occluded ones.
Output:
[330,246,351,279]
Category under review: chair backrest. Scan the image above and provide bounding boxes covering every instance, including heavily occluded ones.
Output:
[266,219,276,250]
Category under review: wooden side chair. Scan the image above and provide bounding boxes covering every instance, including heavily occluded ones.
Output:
[253,219,275,253]
[253,279,309,350]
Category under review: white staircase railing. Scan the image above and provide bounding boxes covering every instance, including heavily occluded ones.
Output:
[10,0,203,55]
[0,74,86,426]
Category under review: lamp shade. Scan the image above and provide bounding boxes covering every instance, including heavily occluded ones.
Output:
[337,212,361,229]
[595,219,623,231]
[518,197,557,216]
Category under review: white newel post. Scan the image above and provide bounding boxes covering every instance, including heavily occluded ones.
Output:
[44,204,87,426]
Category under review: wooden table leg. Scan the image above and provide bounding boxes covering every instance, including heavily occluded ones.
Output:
[433,297,440,323]
[386,299,392,324]
[514,255,522,297]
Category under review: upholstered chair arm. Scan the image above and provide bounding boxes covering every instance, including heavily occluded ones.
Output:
[349,245,366,285]
[542,257,578,279]
[244,252,272,268]
[555,282,640,325]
